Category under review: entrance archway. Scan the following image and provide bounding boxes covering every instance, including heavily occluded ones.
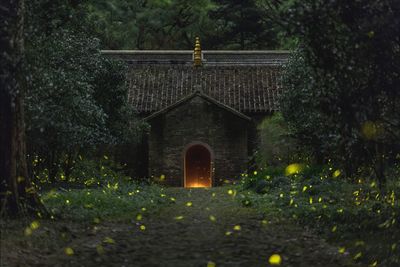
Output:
[184,144,212,188]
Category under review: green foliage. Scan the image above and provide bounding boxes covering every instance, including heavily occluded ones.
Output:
[92,55,146,143]
[273,0,400,182]
[206,0,281,49]
[87,0,217,49]
[25,29,141,181]
[42,182,169,221]
[84,0,285,49]
[26,30,111,150]
[257,113,298,166]
[240,167,400,266]
[25,0,146,181]
[33,155,143,189]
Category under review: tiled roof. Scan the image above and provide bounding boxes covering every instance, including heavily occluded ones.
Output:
[102,50,289,114]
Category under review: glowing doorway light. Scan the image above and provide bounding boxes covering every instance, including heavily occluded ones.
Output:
[184,144,212,188]
[186,181,211,188]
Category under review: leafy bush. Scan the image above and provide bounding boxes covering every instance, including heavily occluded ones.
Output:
[42,182,169,221]
[276,0,400,183]
[257,113,298,166]
[26,29,145,183]
[33,157,138,189]
[241,166,286,191]
[240,166,400,266]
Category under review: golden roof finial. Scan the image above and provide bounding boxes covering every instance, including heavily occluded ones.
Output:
[193,37,202,67]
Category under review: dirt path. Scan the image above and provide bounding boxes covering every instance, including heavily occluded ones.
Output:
[1,187,355,267]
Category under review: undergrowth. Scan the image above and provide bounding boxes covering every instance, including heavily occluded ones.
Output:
[41,181,171,221]
[239,165,400,267]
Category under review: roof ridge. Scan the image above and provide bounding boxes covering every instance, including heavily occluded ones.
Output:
[101,50,290,54]
[103,50,289,66]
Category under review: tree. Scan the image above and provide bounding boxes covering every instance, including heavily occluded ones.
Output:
[85,0,284,50]
[207,0,280,49]
[257,113,298,166]
[267,0,400,186]
[0,0,46,217]
[26,31,111,181]
[23,0,144,183]
[87,0,216,49]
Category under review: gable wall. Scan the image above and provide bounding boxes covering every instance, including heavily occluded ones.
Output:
[148,96,248,186]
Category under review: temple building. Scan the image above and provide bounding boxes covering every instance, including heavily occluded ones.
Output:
[103,38,289,187]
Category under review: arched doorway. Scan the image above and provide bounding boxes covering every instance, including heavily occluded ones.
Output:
[184,144,212,188]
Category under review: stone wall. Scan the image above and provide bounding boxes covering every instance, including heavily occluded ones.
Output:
[148,95,248,186]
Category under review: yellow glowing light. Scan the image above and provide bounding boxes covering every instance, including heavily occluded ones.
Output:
[84,202,94,208]
[136,214,143,221]
[187,182,210,188]
[103,237,115,244]
[64,247,74,256]
[353,252,362,260]
[367,31,375,38]
[140,225,146,231]
[309,197,313,204]
[160,174,165,181]
[233,225,241,231]
[268,254,282,265]
[96,244,105,255]
[285,163,303,176]
[338,247,346,254]
[209,215,216,222]
[370,261,378,267]
[186,202,193,207]
[228,190,233,195]
[302,186,307,192]
[30,221,40,230]
[355,240,365,246]
[225,231,232,236]
[361,121,380,140]
[24,227,33,236]
[207,261,216,267]
[333,169,341,178]
[332,225,337,232]
[174,216,184,220]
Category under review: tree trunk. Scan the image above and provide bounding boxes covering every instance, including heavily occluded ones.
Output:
[47,149,59,183]
[374,142,386,194]
[0,0,47,217]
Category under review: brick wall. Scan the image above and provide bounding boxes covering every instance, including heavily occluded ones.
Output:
[148,95,248,186]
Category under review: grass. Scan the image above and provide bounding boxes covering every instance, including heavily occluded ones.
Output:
[2,186,356,266]
[41,181,171,221]
[238,165,400,267]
